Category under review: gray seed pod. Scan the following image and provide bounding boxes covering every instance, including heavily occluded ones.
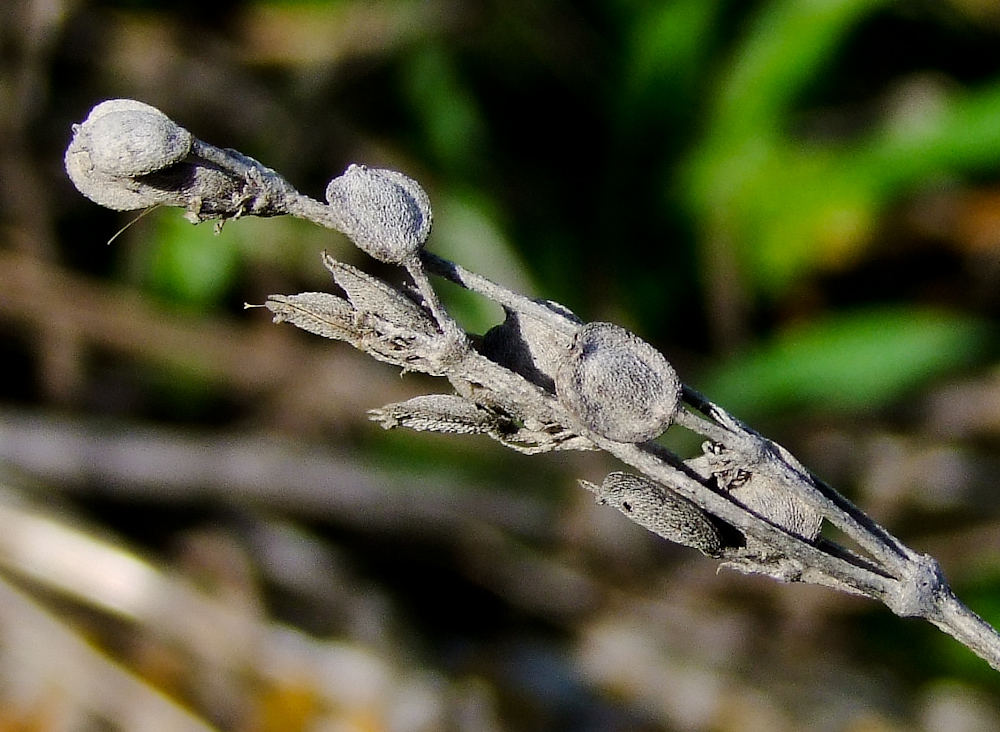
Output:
[64,99,194,211]
[325,164,432,265]
[699,441,823,543]
[555,322,681,443]
[584,472,722,557]
[730,474,822,543]
[74,99,192,177]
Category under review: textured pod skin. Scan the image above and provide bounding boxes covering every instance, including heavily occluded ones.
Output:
[730,473,822,543]
[555,322,681,443]
[325,165,432,264]
[75,99,192,177]
[588,472,723,557]
[699,441,823,543]
[64,99,194,210]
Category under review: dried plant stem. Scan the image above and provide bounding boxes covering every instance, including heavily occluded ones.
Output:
[932,590,1000,668]
[421,252,582,337]
[63,99,1000,672]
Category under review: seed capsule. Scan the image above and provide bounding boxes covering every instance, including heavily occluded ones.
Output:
[76,99,192,177]
[64,99,194,210]
[555,322,680,443]
[324,164,432,265]
[699,441,823,544]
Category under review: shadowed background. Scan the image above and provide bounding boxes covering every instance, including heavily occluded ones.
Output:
[4,0,1000,730]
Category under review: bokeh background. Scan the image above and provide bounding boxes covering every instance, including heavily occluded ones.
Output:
[4,0,1000,730]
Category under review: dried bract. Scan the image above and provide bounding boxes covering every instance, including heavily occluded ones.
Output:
[325,165,432,264]
[264,292,356,342]
[321,254,437,338]
[582,472,723,557]
[555,322,681,443]
[482,302,581,392]
[369,395,499,435]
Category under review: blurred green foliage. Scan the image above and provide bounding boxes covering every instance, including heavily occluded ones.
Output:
[138,210,241,309]
[698,306,991,418]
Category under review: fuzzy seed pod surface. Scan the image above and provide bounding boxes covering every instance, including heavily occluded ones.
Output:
[75,99,192,177]
[593,472,723,556]
[64,99,194,210]
[324,165,432,264]
[556,322,680,443]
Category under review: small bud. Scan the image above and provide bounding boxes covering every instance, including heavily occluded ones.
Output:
[324,164,432,264]
[582,472,723,557]
[555,322,680,443]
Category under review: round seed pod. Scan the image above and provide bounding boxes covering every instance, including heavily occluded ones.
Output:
[64,99,194,210]
[555,322,681,443]
[324,164,432,265]
[76,99,192,177]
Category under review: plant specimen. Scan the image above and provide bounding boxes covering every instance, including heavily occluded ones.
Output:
[66,99,1000,671]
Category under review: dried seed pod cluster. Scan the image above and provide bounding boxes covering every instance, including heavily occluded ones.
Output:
[555,322,681,443]
[325,164,433,265]
[67,101,1000,670]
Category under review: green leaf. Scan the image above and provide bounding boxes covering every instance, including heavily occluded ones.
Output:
[139,210,240,310]
[683,1,1000,299]
[400,43,487,174]
[709,0,890,140]
[697,307,992,418]
[617,0,720,128]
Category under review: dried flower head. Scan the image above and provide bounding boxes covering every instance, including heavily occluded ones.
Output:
[555,322,681,443]
[324,165,432,265]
